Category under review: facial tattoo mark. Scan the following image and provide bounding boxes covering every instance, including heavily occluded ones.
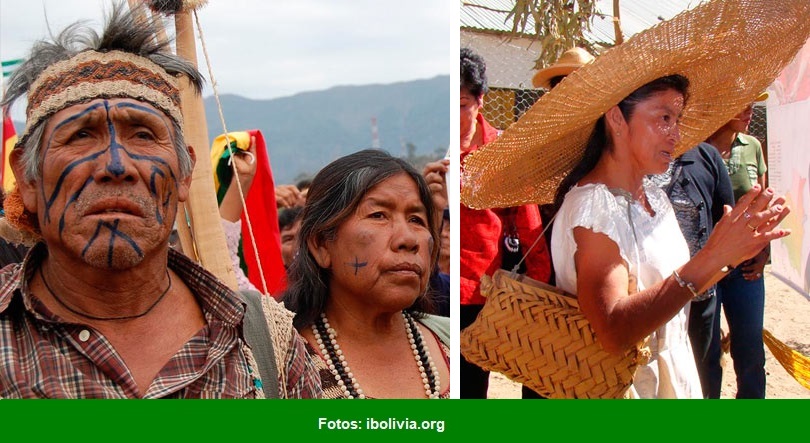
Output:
[346,256,368,275]
[57,176,94,238]
[116,103,178,225]
[82,218,144,267]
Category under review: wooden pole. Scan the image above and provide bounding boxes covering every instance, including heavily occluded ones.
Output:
[126,0,148,24]
[612,0,624,45]
[173,10,238,290]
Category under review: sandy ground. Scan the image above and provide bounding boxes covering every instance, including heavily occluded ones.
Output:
[486,264,810,399]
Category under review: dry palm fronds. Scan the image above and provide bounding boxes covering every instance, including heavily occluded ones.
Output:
[763,329,810,391]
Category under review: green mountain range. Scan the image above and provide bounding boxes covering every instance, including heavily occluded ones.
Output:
[204,75,450,185]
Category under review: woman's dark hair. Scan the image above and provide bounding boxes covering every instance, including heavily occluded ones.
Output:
[461,47,488,97]
[282,149,440,329]
[552,74,690,211]
[295,178,312,192]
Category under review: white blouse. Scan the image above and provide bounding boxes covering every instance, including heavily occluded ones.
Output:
[550,180,703,399]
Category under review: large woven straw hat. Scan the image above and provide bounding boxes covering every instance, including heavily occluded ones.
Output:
[461,0,810,209]
[531,47,595,89]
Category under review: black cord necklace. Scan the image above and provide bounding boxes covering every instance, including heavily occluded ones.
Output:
[39,267,172,321]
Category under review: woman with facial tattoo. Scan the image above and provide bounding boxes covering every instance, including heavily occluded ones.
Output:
[283,149,450,398]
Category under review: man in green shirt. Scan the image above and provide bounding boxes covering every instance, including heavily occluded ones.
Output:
[705,94,769,398]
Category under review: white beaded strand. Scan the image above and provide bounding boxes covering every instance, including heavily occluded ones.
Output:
[311,311,441,399]
[403,312,441,398]
[312,313,365,399]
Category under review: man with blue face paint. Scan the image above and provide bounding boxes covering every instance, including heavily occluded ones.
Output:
[0,3,321,398]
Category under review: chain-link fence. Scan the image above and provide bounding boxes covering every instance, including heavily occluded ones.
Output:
[461,31,545,132]
[750,104,768,147]
[483,87,544,132]
[750,103,769,186]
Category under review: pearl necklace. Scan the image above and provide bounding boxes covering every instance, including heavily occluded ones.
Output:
[311,311,441,399]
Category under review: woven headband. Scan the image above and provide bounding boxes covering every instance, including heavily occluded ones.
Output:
[18,50,182,148]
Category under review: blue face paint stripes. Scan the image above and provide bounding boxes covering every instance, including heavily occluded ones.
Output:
[58,177,94,239]
[149,166,167,224]
[82,219,144,267]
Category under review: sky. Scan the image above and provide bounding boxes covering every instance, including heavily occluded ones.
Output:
[1,0,454,121]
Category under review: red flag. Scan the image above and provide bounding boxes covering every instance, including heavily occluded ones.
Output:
[240,130,286,296]
[1,109,17,192]
[211,130,286,298]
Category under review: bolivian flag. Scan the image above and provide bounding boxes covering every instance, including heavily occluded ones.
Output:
[211,130,286,298]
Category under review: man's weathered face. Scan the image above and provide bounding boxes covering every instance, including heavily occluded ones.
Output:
[19,98,192,269]
[280,218,302,268]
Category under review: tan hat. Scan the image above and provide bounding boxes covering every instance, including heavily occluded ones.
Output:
[531,47,595,89]
[461,0,810,209]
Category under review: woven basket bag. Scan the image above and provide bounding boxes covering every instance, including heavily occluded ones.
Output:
[460,269,650,399]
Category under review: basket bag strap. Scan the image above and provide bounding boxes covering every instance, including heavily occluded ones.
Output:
[240,290,280,398]
[506,211,556,278]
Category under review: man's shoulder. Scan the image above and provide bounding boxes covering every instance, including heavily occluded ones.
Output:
[417,313,450,346]
[736,133,763,150]
[681,143,727,174]
[685,142,721,160]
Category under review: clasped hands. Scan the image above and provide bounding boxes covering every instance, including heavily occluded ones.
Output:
[706,184,790,269]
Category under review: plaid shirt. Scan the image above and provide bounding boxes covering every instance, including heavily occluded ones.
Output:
[0,243,321,398]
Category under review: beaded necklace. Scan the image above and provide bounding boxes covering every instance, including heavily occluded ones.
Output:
[311,311,441,399]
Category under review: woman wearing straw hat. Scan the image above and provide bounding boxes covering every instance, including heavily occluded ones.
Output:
[461,0,809,398]
[550,74,789,398]
[283,149,450,399]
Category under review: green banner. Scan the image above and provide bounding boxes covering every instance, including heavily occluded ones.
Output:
[0,399,805,441]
